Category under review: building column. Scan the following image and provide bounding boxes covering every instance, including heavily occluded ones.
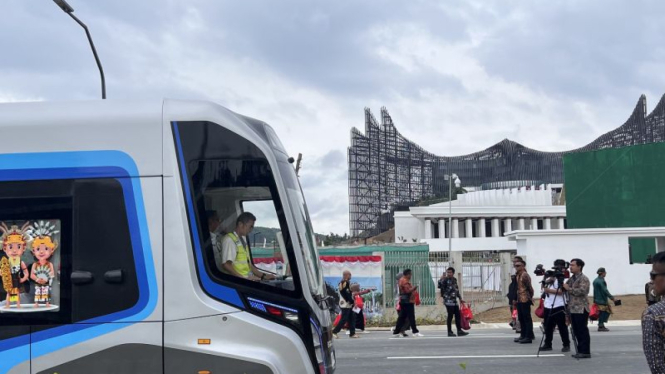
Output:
[478,218,486,238]
[465,219,473,238]
[531,218,538,230]
[558,217,565,230]
[504,218,513,233]
[491,218,500,237]
[544,218,552,230]
[500,252,513,302]
[452,219,459,238]
[518,218,525,230]
[439,219,447,238]
[424,219,432,239]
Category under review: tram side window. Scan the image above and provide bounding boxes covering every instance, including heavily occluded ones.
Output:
[0,178,140,326]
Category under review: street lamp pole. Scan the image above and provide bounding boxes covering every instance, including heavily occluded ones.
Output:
[448,173,461,267]
[252,232,262,247]
[52,0,106,99]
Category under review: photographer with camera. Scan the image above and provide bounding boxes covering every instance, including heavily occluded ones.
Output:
[539,259,571,353]
[563,258,591,359]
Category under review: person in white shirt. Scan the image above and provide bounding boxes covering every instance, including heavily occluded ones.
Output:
[539,260,571,352]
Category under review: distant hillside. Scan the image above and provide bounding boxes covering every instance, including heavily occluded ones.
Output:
[248,226,326,247]
[246,227,399,248]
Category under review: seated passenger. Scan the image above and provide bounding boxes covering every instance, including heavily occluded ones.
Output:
[222,212,275,281]
[207,210,224,270]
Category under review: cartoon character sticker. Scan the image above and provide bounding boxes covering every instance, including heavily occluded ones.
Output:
[0,223,31,309]
[28,221,59,307]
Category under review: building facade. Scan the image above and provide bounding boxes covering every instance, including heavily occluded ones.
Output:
[349,94,665,237]
[395,185,566,252]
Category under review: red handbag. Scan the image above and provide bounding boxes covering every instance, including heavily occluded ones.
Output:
[535,298,545,318]
[460,302,473,320]
[589,303,600,321]
[414,291,421,306]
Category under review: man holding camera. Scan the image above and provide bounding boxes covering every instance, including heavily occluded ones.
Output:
[540,259,571,353]
[563,258,591,359]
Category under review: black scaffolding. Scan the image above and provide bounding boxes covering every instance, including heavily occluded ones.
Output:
[348,94,665,238]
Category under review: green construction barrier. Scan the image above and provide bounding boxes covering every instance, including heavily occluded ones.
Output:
[564,142,665,263]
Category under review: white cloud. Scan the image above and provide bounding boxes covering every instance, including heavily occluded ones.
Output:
[1,0,663,235]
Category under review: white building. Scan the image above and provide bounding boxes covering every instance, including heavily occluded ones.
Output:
[394,184,566,252]
[507,227,662,295]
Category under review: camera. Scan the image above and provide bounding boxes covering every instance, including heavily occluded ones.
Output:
[534,259,570,285]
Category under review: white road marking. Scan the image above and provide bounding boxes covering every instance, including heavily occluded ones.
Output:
[386,335,513,340]
[387,354,565,359]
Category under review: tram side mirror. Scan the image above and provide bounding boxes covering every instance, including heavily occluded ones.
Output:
[71,271,94,285]
[104,269,124,284]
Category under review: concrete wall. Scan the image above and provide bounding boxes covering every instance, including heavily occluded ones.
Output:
[394,214,422,243]
[510,230,652,295]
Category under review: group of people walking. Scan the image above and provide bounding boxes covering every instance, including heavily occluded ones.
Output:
[331,270,369,339]
[333,267,470,339]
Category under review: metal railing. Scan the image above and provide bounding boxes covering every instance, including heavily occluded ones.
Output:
[429,251,511,313]
[384,249,436,306]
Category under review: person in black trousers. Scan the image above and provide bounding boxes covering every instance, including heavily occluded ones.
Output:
[507,274,520,332]
[513,259,535,344]
[351,283,370,333]
[332,270,359,339]
[438,267,468,337]
[392,269,423,337]
[539,262,571,352]
[563,258,591,358]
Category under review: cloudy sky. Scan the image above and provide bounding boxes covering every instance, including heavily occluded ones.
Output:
[1,0,664,235]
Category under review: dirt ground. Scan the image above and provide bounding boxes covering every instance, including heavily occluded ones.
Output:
[475,294,648,323]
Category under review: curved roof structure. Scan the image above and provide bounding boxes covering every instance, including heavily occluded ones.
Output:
[348,94,665,237]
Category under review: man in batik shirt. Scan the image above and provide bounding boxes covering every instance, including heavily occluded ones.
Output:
[563,258,591,359]
[643,251,665,373]
[513,259,534,344]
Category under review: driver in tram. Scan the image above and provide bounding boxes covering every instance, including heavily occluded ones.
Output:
[221,212,276,281]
